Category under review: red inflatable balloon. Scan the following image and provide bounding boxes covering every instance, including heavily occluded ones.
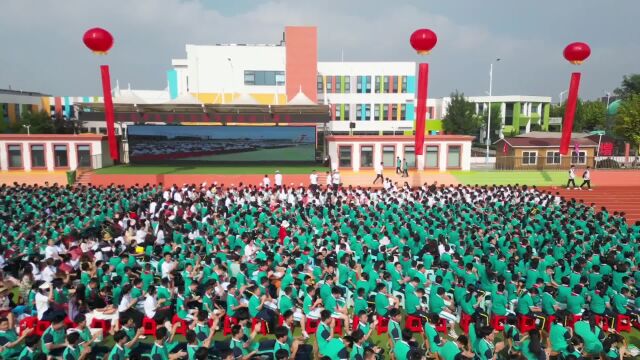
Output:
[83,27,114,54]
[410,29,437,55]
[563,42,590,65]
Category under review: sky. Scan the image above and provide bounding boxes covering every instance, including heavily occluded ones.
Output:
[0,0,638,101]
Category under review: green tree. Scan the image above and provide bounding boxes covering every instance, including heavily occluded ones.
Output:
[580,100,606,131]
[443,91,480,137]
[483,103,502,140]
[614,74,640,99]
[614,94,640,145]
[18,111,55,134]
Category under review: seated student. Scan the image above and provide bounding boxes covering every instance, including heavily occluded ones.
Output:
[491,284,509,318]
[353,288,369,319]
[73,314,110,358]
[611,286,631,323]
[324,286,351,333]
[118,284,144,327]
[475,326,505,360]
[558,338,584,360]
[120,315,150,358]
[374,283,396,318]
[185,328,216,359]
[40,314,67,358]
[108,331,128,360]
[602,333,626,360]
[175,285,198,322]
[405,286,427,317]
[437,334,475,360]
[247,285,277,334]
[353,310,377,345]
[573,312,604,357]
[429,286,458,339]
[423,312,446,356]
[541,286,560,318]
[460,284,480,318]
[281,310,313,359]
[393,329,416,360]
[387,308,403,346]
[566,285,586,316]
[255,326,290,358]
[62,332,90,360]
[503,315,522,356]
[150,327,187,360]
[520,329,548,360]
[588,282,612,319]
[277,285,308,338]
[229,325,258,360]
[0,316,32,359]
[144,285,172,329]
[17,335,40,360]
[517,287,545,328]
[302,284,323,321]
[548,315,571,357]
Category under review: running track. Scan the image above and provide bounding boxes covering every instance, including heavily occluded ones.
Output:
[542,187,640,224]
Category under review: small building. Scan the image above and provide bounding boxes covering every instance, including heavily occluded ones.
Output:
[494,134,598,170]
[0,134,117,172]
[327,135,474,171]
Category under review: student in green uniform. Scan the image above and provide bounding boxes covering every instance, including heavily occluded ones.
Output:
[230,325,257,360]
[16,335,38,360]
[438,335,475,360]
[150,327,187,360]
[548,315,571,356]
[387,308,403,345]
[476,326,504,360]
[519,329,547,360]
[602,333,626,360]
[0,316,32,359]
[40,314,67,358]
[108,331,128,360]
[423,313,444,356]
[62,332,90,360]
[393,329,415,360]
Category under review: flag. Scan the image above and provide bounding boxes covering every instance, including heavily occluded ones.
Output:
[574,143,580,153]
[503,142,508,154]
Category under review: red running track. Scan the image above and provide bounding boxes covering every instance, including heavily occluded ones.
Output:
[540,186,640,224]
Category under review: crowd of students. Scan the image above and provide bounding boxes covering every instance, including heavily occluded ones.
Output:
[0,180,638,360]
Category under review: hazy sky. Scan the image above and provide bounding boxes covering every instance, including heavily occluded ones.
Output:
[0,0,637,101]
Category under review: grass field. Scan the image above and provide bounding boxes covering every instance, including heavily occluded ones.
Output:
[451,170,567,186]
[180,144,315,162]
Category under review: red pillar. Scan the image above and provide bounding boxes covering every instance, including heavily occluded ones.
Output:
[100,65,119,161]
[560,72,581,155]
[415,63,429,156]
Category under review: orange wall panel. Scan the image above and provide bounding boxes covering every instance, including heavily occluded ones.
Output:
[285,26,317,103]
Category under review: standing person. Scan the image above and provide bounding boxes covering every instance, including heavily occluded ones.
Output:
[402,158,409,178]
[309,170,318,192]
[274,171,283,189]
[332,170,341,191]
[395,156,402,174]
[579,166,592,190]
[262,175,270,189]
[373,162,384,184]
[566,165,577,189]
[325,171,332,189]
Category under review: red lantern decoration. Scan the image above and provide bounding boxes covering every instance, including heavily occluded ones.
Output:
[83,27,114,55]
[410,29,437,55]
[563,42,591,65]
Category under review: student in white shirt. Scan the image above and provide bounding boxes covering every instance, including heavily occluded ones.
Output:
[373,162,384,184]
[274,170,283,188]
[579,166,592,190]
[144,285,171,328]
[566,165,577,189]
[262,175,271,188]
[309,170,319,191]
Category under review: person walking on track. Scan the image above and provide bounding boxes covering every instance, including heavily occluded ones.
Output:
[579,166,592,190]
[396,156,402,174]
[402,158,409,178]
[373,162,384,184]
[566,165,577,189]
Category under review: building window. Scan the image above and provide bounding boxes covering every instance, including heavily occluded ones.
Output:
[383,76,389,92]
[374,105,380,119]
[317,75,323,92]
[7,144,22,168]
[356,76,363,93]
[571,151,587,165]
[365,76,371,93]
[338,146,352,168]
[336,76,342,93]
[401,104,407,120]
[54,144,68,168]
[392,76,399,92]
[401,76,407,93]
[31,144,46,168]
[546,151,561,165]
[522,151,537,165]
[447,146,461,168]
[77,145,92,168]
[505,103,514,126]
[356,104,363,120]
[360,145,374,168]
[365,104,371,119]
[374,76,381,93]
[383,105,389,120]
[343,104,350,121]
[326,77,333,92]
[531,103,539,114]
[244,70,285,86]
[382,145,395,167]
[425,146,439,168]
[404,146,415,168]
[391,104,398,120]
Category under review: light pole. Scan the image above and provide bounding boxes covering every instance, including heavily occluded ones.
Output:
[559,90,568,105]
[227,57,234,103]
[486,58,500,163]
[22,124,31,135]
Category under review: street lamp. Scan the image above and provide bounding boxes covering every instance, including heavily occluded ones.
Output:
[559,90,568,105]
[486,58,500,163]
[589,130,605,168]
[22,124,31,135]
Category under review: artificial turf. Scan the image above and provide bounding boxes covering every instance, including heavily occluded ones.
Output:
[451,171,567,186]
